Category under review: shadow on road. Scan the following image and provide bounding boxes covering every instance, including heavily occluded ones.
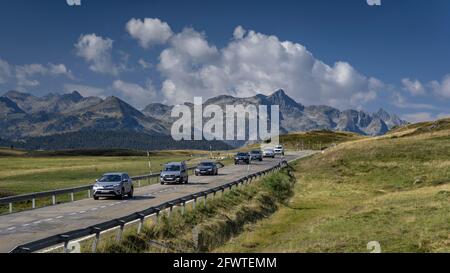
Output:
[130,196,156,201]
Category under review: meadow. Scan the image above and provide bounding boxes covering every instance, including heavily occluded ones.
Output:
[217,119,450,253]
[0,150,210,197]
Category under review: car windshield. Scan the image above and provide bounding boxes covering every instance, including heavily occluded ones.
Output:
[165,165,180,171]
[200,162,214,167]
[98,175,121,183]
[265,149,273,152]
[237,153,248,156]
[251,150,261,154]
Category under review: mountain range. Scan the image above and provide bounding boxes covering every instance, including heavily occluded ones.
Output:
[143,89,407,137]
[0,89,407,149]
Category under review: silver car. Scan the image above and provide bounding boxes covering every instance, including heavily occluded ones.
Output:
[93,173,134,200]
[160,162,189,184]
[263,148,275,158]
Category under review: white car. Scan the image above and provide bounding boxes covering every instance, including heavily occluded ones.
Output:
[274,145,285,156]
[263,148,275,158]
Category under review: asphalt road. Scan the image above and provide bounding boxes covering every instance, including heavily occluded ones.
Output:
[0,151,314,253]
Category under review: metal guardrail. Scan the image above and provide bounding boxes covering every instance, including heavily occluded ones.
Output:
[9,160,288,253]
[0,165,211,214]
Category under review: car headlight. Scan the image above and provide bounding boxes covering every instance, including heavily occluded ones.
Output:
[196,169,200,172]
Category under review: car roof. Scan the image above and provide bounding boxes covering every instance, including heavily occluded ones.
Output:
[103,173,127,176]
[200,161,215,164]
[166,162,184,165]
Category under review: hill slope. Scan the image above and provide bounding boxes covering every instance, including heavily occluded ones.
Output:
[216,119,450,253]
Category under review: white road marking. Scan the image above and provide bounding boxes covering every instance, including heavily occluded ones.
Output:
[7,227,16,231]
[22,224,30,227]
[90,208,98,211]
[56,216,63,219]
[79,211,86,214]
[69,212,77,216]
[44,218,53,222]
[33,221,42,224]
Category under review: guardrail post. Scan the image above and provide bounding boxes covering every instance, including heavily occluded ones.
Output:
[193,198,197,210]
[168,205,173,218]
[32,198,36,209]
[115,221,126,242]
[87,190,91,199]
[70,192,74,202]
[91,228,101,253]
[9,202,12,213]
[137,213,145,234]
[61,235,70,253]
[182,202,186,215]
[203,194,207,207]
[155,211,160,224]
[138,180,141,188]
[52,194,56,205]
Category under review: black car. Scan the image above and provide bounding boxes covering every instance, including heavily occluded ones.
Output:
[234,152,250,164]
[250,150,263,161]
[195,161,219,176]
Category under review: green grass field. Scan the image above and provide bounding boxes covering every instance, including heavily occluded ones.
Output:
[0,150,215,197]
[216,119,450,253]
[280,130,362,150]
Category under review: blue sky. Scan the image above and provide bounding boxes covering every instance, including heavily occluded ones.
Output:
[0,0,449,122]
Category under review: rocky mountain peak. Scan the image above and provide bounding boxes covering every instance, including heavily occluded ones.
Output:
[3,90,32,100]
[266,89,304,111]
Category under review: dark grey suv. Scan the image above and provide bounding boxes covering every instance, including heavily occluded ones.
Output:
[250,150,263,161]
[234,152,251,164]
[195,161,219,176]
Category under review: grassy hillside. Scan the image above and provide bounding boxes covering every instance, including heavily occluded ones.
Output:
[388,118,450,137]
[217,121,450,253]
[280,130,362,150]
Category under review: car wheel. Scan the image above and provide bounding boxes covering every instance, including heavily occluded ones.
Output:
[185,177,189,184]
[129,187,134,198]
[93,195,99,200]
[118,188,125,200]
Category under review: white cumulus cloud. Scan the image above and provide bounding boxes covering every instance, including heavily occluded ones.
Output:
[16,63,73,87]
[0,58,12,84]
[112,80,157,109]
[0,58,73,87]
[401,78,426,96]
[75,34,121,76]
[402,112,450,123]
[126,18,173,48]
[430,74,450,99]
[156,25,381,108]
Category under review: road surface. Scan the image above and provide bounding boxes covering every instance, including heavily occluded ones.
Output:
[0,151,314,253]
